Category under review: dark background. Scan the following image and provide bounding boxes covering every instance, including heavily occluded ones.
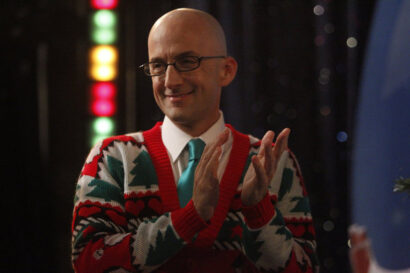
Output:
[1,0,375,272]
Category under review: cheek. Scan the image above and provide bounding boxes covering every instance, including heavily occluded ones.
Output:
[152,80,163,97]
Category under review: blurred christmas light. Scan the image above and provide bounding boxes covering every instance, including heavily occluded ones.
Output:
[320,68,331,77]
[92,29,116,44]
[91,45,117,64]
[313,5,325,16]
[93,10,116,27]
[91,0,118,9]
[323,220,335,232]
[89,46,117,81]
[89,0,119,147]
[319,75,330,85]
[92,82,116,99]
[315,35,325,46]
[346,37,358,48]
[320,106,331,116]
[337,131,348,142]
[91,10,117,44]
[90,64,116,81]
[93,117,114,134]
[92,100,115,116]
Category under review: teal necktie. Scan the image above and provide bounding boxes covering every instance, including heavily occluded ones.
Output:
[177,138,205,207]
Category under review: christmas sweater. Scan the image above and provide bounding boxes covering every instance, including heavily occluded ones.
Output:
[72,123,319,273]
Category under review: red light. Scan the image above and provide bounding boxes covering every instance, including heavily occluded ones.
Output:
[91,0,118,9]
[92,100,116,116]
[92,82,116,99]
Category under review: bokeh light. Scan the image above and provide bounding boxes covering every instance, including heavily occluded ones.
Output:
[91,0,118,9]
[337,131,348,142]
[313,5,325,16]
[92,82,116,99]
[93,117,114,134]
[346,37,358,48]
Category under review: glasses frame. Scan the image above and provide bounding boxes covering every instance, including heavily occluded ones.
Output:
[139,55,226,77]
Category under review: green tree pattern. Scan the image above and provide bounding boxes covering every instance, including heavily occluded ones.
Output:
[290,196,310,215]
[129,150,158,188]
[278,168,293,201]
[107,155,125,191]
[243,228,263,263]
[145,225,184,266]
[74,184,81,203]
[270,209,293,240]
[86,179,123,204]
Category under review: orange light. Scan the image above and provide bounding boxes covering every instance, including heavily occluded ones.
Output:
[90,45,117,64]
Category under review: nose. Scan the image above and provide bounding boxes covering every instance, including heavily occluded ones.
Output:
[164,64,183,90]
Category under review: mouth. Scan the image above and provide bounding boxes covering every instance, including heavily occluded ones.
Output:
[165,90,194,102]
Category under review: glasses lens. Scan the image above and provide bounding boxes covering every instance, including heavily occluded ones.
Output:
[148,62,165,76]
[175,56,199,71]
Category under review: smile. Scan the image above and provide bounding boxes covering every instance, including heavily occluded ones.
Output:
[165,90,194,101]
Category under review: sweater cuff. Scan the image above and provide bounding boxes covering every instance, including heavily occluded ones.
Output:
[171,200,209,242]
[241,194,275,229]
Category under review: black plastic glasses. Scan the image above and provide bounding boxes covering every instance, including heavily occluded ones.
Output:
[139,55,226,76]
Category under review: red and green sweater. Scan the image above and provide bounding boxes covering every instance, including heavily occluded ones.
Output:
[72,123,319,272]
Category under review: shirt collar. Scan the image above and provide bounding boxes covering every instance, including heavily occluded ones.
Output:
[161,111,226,163]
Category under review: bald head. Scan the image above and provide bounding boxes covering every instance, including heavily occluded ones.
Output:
[148,8,227,57]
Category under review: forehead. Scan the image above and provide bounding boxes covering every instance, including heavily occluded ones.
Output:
[148,17,216,59]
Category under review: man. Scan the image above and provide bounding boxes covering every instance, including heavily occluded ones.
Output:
[72,8,318,273]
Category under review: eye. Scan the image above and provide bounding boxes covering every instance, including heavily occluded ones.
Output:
[176,56,198,69]
[179,57,197,64]
[149,62,165,73]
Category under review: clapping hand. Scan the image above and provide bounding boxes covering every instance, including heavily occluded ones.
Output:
[241,128,290,207]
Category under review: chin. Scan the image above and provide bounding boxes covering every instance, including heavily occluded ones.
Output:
[166,111,191,124]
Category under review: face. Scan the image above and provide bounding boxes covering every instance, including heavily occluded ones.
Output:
[148,16,227,134]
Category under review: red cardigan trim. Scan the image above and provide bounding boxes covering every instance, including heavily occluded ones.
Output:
[143,122,180,212]
[143,122,251,247]
[194,124,250,247]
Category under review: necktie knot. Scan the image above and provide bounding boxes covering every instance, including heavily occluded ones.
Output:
[188,138,205,161]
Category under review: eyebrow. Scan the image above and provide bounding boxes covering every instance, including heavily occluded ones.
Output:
[149,51,200,62]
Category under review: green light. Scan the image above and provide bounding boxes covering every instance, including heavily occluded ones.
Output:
[93,10,116,28]
[92,29,116,44]
[93,117,114,135]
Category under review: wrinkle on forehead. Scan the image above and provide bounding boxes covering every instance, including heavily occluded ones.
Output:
[148,8,227,56]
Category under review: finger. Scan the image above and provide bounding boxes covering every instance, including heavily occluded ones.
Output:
[258,131,274,159]
[259,131,275,175]
[201,128,229,161]
[251,155,268,190]
[197,145,222,181]
[205,145,222,178]
[194,146,221,188]
[218,127,230,144]
[273,128,290,159]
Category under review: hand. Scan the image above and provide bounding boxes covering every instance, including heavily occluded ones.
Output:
[241,128,290,207]
[192,128,230,221]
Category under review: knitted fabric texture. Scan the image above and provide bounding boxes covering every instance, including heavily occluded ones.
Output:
[71,122,319,273]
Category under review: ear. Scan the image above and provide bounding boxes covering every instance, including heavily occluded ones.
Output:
[219,56,238,87]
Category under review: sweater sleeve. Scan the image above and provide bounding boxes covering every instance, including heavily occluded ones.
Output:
[240,150,319,273]
[71,137,208,273]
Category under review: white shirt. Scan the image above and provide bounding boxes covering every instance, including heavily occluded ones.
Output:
[161,111,233,184]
